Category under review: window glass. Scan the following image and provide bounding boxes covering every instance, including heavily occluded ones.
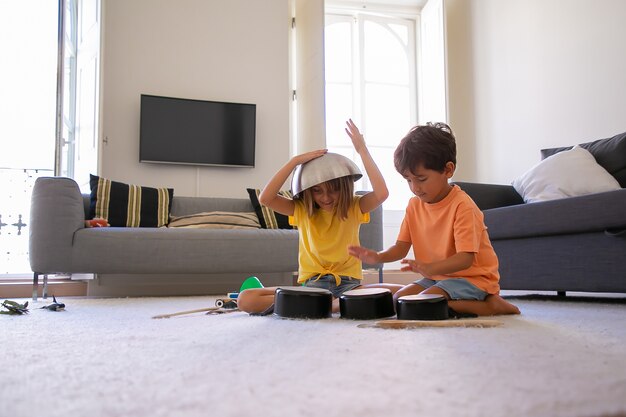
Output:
[325,12,416,210]
[0,2,57,170]
[363,20,408,84]
[0,1,58,276]
[325,20,352,83]
[325,84,353,147]
[364,84,411,146]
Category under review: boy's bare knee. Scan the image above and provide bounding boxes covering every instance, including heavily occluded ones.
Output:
[393,283,425,303]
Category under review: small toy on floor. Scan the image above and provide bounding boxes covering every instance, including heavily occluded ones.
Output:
[41,295,65,311]
[213,276,263,308]
[1,300,29,315]
[85,218,109,228]
[152,276,266,319]
[215,298,238,309]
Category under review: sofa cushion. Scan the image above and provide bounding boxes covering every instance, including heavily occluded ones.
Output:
[512,146,620,203]
[541,131,626,187]
[484,188,626,240]
[168,211,260,229]
[89,174,173,227]
[246,188,294,229]
[71,227,299,274]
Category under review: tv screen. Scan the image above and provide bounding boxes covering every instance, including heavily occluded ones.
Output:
[140,94,256,167]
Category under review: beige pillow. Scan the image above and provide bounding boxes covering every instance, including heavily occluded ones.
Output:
[168,211,260,229]
[512,146,621,203]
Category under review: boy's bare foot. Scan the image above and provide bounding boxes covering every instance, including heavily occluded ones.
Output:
[485,294,521,315]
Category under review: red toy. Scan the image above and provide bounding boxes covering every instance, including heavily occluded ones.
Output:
[85,218,110,228]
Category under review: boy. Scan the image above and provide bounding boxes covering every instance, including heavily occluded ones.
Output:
[348,123,520,316]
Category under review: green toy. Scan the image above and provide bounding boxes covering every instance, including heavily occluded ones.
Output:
[239,276,264,292]
[1,300,29,315]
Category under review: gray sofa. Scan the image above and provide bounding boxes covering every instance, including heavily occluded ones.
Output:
[29,177,383,299]
[455,131,626,295]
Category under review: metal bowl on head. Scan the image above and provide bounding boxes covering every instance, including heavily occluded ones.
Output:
[291,152,362,196]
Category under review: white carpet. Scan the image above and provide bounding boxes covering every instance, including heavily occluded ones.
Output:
[2,295,626,417]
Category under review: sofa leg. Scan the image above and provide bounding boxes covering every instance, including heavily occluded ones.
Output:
[43,274,49,299]
[557,291,566,297]
[32,273,39,301]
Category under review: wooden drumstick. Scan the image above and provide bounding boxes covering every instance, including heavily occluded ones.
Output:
[152,307,220,319]
[358,318,503,329]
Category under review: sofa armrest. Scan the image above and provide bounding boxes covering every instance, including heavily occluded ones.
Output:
[453,182,524,210]
[29,177,86,273]
[356,191,384,273]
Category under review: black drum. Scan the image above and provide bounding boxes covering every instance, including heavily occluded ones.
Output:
[339,288,395,320]
[396,294,449,320]
[274,286,333,319]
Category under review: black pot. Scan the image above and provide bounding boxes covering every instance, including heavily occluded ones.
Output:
[396,294,449,320]
[339,288,395,320]
[274,286,333,319]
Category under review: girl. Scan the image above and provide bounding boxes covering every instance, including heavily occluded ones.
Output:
[238,119,402,314]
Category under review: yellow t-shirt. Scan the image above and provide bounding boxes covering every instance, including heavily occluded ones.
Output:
[397,185,501,294]
[289,195,370,285]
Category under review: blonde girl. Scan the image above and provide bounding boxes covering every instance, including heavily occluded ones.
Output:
[238,119,401,314]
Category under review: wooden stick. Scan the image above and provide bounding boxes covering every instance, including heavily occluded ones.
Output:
[358,318,503,329]
[152,306,220,319]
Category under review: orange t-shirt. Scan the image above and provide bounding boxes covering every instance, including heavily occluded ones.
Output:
[397,185,500,294]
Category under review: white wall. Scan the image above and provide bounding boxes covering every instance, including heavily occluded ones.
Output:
[100,0,291,198]
[446,0,626,184]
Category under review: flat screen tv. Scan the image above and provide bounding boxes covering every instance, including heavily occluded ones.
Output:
[140,94,256,167]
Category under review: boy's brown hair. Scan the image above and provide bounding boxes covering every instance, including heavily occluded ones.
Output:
[394,122,456,175]
[296,175,354,220]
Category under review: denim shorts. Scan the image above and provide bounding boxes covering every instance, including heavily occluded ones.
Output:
[304,274,361,298]
[414,277,488,301]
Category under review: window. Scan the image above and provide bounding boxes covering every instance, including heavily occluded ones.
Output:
[0,2,58,276]
[325,10,417,211]
[0,0,99,277]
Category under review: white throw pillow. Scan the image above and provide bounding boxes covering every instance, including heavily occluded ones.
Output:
[512,146,621,203]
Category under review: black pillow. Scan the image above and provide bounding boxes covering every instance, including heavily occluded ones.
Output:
[541,131,626,187]
[246,188,293,229]
[89,174,174,227]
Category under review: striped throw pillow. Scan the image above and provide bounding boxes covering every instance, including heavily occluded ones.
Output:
[89,174,173,227]
[167,212,260,229]
[246,188,293,229]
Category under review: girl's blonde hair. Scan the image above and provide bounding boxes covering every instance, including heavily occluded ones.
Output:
[296,175,354,220]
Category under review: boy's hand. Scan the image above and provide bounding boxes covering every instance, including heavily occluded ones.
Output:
[348,245,380,264]
[402,252,474,277]
[400,259,432,277]
[345,119,366,153]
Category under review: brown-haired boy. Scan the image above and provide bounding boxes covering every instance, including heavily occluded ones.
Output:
[349,123,520,316]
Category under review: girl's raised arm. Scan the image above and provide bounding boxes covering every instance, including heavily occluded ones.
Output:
[258,149,328,216]
[344,119,389,214]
